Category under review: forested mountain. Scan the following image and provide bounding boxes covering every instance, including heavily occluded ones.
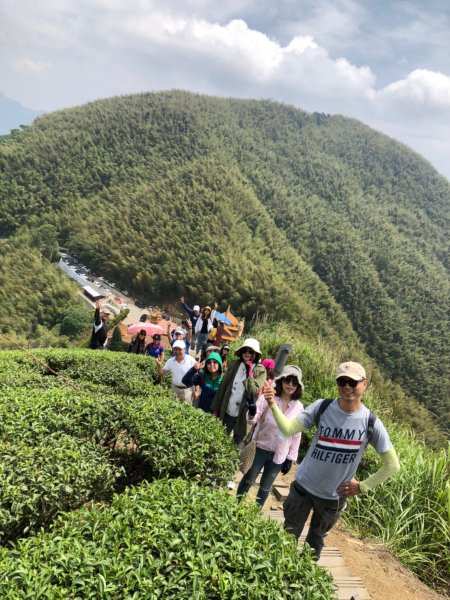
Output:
[0,91,448,435]
[0,230,80,347]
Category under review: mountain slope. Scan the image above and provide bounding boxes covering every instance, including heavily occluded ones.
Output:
[0,93,41,134]
[0,90,448,433]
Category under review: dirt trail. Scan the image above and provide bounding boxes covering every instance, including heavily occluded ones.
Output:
[327,526,446,600]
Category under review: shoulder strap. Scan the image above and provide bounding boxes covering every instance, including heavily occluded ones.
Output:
[314,398,334,427]
[367,411,377,443]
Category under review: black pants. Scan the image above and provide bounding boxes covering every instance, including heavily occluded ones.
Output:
[236,447,282,507]
[283,482,346,559]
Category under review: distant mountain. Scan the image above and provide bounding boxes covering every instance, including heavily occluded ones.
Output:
[0,93,41,134]
[0,90,448,438]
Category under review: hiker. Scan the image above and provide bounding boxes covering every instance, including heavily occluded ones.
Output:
[263,361,400,559]
[127,329,147,354]
[89,301,110,350]
[220,344,230,371]
[182,352,223,413]
[195,305,217,358]
[212,338,267,445]
[159,339,196,403]
[181,319,193,352]
[204,344,220,361]
[145,333,165,361]
[180,296,200,350]
[237,365,304,508]
[167,324,189,353]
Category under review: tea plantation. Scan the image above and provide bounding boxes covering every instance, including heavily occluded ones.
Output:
[0,349,334,599]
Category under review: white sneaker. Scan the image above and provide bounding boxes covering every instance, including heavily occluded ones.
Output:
[227,480,236,490]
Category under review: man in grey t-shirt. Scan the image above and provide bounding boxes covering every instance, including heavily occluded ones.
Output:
[264,361,400,558]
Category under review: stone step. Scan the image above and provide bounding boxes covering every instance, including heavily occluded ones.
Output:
[264,508,370,600]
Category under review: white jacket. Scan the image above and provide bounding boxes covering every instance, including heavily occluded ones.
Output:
[195,311,216,334]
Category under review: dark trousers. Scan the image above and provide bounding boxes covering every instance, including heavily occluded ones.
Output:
[223,413,244,445]
[237,447,282,507]
[283,482,346,559]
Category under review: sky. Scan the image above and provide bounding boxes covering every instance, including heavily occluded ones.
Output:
[1,0,450,178]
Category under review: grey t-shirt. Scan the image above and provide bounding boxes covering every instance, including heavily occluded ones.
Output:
[295,399,392,500]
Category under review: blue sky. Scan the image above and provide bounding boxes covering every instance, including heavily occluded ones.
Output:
[1,0,449,178]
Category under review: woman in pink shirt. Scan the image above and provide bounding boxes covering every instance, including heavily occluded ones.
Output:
[236,365,304,507]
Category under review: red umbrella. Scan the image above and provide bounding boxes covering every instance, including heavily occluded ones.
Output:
[127,322,164,336]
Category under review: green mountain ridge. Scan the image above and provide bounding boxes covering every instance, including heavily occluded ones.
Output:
[0,90,448,437]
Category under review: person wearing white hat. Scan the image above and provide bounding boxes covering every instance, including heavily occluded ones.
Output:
[212,338,267,445]
[159,339,196,403]
[263,360,400,559]
[237,365,304,508]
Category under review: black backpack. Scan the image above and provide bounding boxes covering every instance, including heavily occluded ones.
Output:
[314,398,377,444]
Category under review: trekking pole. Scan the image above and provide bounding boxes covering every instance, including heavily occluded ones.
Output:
[273,344,292,378]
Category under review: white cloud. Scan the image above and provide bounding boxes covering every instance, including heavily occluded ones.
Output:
[378,69,450,111]
[1,1,450,178]
[14,58,50,74]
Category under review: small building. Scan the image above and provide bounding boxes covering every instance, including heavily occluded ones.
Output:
[83,285,105,302]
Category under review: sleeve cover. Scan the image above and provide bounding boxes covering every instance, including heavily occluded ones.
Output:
[359,447,400,493]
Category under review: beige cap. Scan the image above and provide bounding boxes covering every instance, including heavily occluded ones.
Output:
[336,361,366,381]
[235,338,262,358]
[274,365,305,391]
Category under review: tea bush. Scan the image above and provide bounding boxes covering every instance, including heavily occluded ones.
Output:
[0,479,334,599]
[0,351,239,543]
[0,387,125,445]
[0,433,119,543]
[125,395,238,486]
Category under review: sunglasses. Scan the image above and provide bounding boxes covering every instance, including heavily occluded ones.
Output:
[241,348,255,354]
[336,377,359,388]
[283,376,299,386]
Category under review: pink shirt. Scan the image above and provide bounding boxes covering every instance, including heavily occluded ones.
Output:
[249,395,303,464]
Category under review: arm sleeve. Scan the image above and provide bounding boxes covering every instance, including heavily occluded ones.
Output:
[270,405,305,436]
[359,447,400,493]
[181,366,198,388]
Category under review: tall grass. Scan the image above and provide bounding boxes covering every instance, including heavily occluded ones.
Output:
[251,321,450,591]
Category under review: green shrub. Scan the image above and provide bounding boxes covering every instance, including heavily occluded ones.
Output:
[0,433,120,543]
[0,351,239,542]
[31,348,163,394]
[125,394,238,486]
[0,479,334,599]
[0,387,125,446]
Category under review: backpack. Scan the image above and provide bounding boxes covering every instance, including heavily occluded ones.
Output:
[314,398,377,444]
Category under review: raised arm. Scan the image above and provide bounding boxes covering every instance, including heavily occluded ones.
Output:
[180,296,193,317]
